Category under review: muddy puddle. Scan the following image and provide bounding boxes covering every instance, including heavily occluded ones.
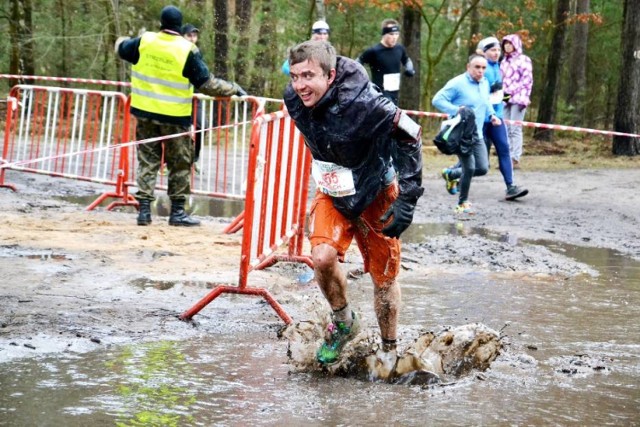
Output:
[59,194,245,219]
[1,228,639,425]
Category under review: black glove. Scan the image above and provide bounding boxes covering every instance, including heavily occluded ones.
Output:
[380,196,417,239]
[503,92,511,102]
[490,81,503,92]
[404,69,415,77]
[236,86,248,97]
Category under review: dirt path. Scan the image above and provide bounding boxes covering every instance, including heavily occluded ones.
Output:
[1,166,639,362]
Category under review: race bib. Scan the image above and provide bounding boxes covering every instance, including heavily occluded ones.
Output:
[383,73,401,91]
[311,160,356,197]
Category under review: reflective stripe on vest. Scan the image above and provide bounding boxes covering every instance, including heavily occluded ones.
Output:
[131,32,194,117]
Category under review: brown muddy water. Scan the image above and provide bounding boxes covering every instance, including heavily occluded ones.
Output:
[1,221,639,425]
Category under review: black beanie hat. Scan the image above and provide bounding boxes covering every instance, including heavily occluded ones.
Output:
[160,5,182,33]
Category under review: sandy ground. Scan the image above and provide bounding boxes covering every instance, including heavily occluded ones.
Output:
[1,163,639,362]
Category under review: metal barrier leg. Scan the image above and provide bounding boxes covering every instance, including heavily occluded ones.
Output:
[223,210,245,234]
[179,284,292,324]
[87,191,137,211]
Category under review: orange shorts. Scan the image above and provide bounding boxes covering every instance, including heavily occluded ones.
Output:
[308,181,401,285]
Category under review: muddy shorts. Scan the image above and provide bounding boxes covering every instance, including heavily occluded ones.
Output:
[308,181,401,285]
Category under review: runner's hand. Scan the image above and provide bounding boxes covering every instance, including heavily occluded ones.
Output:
[380,197,416,239]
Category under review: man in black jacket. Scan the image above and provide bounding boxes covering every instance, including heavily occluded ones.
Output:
[356,19,415,105]
[284,40,424,365]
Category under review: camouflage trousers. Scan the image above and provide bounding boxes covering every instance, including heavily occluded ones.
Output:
[135,117,193,202]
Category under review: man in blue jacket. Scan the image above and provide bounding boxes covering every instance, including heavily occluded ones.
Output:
[433,54,499,215]
[284,40,424,366]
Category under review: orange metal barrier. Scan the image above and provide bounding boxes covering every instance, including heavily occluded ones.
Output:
[180,110,313,324]
[0,85,132,208]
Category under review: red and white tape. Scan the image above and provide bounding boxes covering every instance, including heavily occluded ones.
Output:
[0,74,130,87]
[404,109,640,139]
[2,76,638,139]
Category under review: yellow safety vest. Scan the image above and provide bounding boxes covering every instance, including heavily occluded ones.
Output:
[131,32,194,117]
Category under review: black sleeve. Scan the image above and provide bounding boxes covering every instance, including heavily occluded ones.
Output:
[358,48,373,65]
[118,37,142,64]
[401,46,410,66]
[182,47,211,88]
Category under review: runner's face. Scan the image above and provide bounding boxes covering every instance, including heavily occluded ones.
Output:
[503,41,514,54]
[290,59,336,107]
[467,57,487,82]
[311,32,329,41]
[485,46,501,62]
[185,32,198,44]
[381,31,399,48]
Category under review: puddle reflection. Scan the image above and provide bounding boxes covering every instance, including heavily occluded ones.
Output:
[58,194,244,218]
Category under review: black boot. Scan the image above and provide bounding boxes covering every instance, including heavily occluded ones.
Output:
[137,199,152,226]
[169,199,200,227]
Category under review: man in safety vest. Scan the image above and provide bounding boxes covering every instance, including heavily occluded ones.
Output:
[115,5,247,227]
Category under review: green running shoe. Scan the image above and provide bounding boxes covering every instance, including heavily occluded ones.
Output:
[316,311,360,365]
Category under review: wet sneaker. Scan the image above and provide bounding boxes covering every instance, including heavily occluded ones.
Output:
[455,201,474,215]
[316,311,360,365]
[441,168,459,195]
[505,185,529,201]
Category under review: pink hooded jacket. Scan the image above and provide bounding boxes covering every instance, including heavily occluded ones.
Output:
[500,34,533,107]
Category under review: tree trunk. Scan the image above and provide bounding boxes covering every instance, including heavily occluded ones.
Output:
[534,0,571,142]
[20,0,36,84]
[9,0,20,87]
[57,0,68,82]
[105,0,125,84]
[566,0,589,126]
[612,0,640,156]
[213,0,229,79]
[233,0,252,85]
[467,0,481,57]
[249,1,276,96]
[314,0,326,20]
[400,4,421,110]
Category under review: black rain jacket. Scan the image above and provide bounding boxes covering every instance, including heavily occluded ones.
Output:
[284,56,423,220]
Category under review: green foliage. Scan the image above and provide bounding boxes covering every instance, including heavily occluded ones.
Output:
[0,0,625,129]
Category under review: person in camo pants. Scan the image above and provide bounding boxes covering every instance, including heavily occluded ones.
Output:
[115,5,246,227]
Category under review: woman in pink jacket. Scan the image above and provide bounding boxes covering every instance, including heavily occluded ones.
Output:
[500,34,533,169]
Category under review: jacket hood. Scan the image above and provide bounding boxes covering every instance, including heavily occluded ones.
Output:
[502,34,523,56]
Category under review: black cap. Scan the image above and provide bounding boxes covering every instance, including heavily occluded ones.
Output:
[181,23,199,35]
[160,5,182,33]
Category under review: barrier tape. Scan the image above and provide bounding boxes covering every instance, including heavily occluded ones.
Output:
[0,74,130,87]
[404,109,640,139]
[0,123,249,171]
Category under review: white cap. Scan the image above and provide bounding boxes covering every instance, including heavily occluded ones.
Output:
[478,36,500,52]
[312,20,330,33]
